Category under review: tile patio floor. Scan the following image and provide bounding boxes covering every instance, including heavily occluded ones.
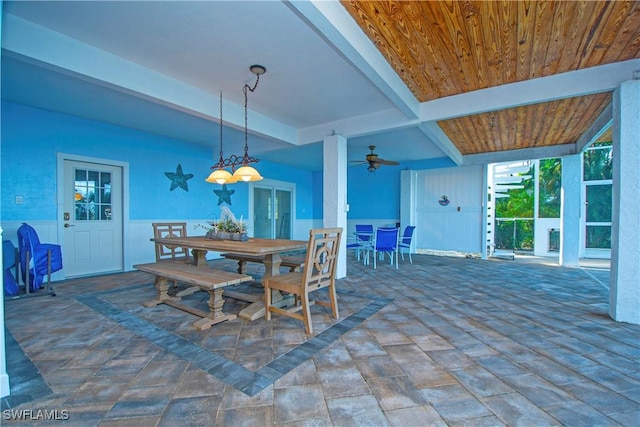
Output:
[2,254,638,426]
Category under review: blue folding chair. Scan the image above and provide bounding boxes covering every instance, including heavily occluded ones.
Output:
[372,227,399,269]
[398,226,416,264]
[17,223,62,296]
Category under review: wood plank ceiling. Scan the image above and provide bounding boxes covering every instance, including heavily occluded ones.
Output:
[341,1,640,156]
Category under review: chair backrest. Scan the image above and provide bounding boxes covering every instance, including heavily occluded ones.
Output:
[152,222,190,260]
[17,223,40,266]
[400,226,416,245]
[355,224,373,242]
[17,223,63,290]
[375,227,399,251]
[302,227,343,293]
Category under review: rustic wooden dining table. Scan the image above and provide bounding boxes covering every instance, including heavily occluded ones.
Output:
[152,235,308,320]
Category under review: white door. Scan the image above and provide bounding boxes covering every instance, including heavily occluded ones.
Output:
[63,160,124,277]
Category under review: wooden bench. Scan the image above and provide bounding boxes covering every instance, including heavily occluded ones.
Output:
[134,262,253,330]
[222,253,305,274]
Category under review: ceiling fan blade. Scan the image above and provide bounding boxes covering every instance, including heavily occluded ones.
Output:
[377,158,400,166]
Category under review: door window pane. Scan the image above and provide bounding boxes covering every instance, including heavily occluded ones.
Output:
[74,168,112,221]
[583,145,612,181]
[586,226,611,249]
[276,190,291,239]
[586,184,612,223]
[253,188,272,238]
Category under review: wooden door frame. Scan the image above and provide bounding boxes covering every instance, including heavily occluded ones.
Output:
[56,153,131,277]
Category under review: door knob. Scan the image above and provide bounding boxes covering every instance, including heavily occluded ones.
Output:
[64,223,75,228]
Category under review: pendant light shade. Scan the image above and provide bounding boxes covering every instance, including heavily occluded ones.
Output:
[206,168,232,184]
[233,165,263,182]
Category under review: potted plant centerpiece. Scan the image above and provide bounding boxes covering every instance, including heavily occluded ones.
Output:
[201,206,249,241]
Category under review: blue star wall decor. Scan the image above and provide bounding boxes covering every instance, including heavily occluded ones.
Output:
[165,163,193,192]
[214,184,235,206]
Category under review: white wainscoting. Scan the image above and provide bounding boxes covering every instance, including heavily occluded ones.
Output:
[2,218,326,280]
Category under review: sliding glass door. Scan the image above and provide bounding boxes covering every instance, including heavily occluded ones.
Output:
[252,180,293,239]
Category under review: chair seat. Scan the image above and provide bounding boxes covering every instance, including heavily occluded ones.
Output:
[264,272,304,294]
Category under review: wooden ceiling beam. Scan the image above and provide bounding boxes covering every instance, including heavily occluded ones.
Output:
[462,143,577,166]
[419,59,639,122]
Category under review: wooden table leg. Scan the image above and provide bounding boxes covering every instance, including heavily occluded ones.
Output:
[192,287,237,330]
[175,249,209,298]
[238,253,294,321]
[191,248,209,267]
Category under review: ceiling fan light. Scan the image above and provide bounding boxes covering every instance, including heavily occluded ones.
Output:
[206,168,232,184]
[233,165,263,182]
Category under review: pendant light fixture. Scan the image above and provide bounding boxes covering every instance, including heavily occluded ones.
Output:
[231,64,265,182]
[205,91,233,184]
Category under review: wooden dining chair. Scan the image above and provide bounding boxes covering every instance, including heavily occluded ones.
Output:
[152,222,192,263]
[264,227,343,334]
[151,222,195,294]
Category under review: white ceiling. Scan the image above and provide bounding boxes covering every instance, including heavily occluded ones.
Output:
[2,1,449,171]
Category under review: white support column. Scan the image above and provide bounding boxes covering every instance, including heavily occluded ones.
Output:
[400,169,417,252]
[0,3,11,397]
[0,227,10,398]
[560,154,581,267]
[610,80,640,324]
[323,135,348,278]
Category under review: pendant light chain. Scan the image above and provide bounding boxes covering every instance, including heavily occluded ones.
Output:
[242,72,260,161]
[218,91,225,162]
[206,65,265,183]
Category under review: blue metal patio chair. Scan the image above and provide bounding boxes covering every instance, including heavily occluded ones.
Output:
[346,224,373,263]
[372,227,399,269]
[398,225,416,264]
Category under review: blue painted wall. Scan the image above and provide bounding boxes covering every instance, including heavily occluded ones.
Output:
[1,102,455,225]
[0,102,316,222]
[346,157,456,219]
[347,164,400,219]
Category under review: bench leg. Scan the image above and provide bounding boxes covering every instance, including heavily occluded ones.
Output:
[192,288,237,330]
[144,277,180,307]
